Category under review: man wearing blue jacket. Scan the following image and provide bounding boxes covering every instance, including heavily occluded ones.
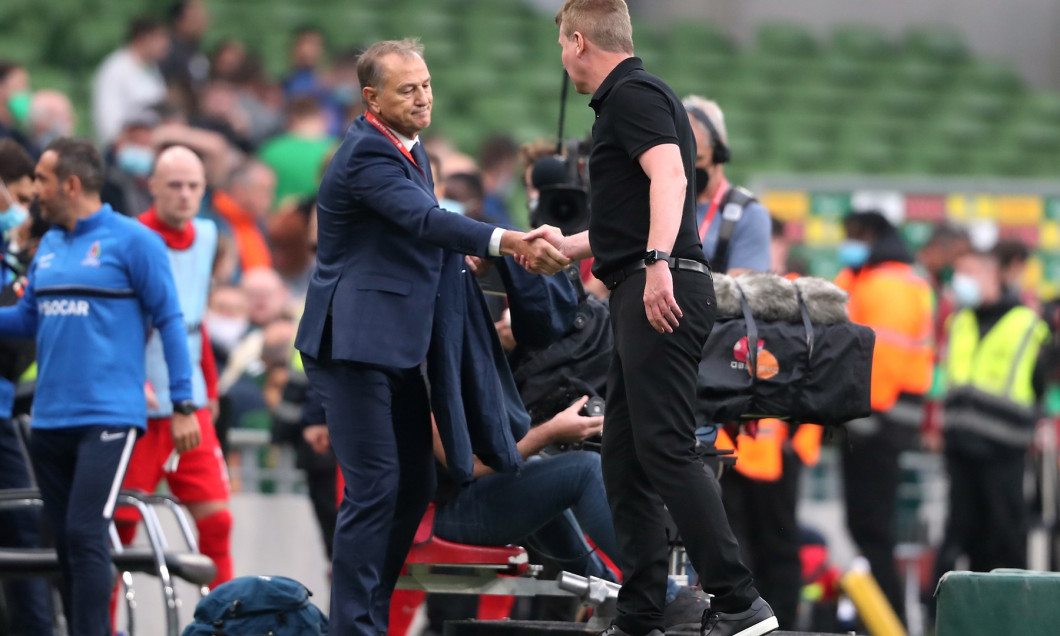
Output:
[0,137,199,636]
[295,39,569,636]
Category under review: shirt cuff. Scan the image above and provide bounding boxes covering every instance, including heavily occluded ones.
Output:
[488,228,505,257]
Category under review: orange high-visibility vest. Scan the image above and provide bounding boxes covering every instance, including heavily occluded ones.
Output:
[836,262,934,412]
[716,420,823,481]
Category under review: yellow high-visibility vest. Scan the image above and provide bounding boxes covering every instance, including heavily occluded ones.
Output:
[945,306,1047,408]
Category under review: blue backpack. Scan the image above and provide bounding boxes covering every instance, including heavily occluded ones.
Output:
[182,575,328,636]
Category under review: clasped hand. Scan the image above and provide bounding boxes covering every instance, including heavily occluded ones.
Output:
[507,231,570,275]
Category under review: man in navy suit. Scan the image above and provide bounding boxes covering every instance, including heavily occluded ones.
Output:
[294,39,569,636]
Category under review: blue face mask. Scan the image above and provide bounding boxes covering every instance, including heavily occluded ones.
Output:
[0,180,27,234]
[951,273,982,308]
[0,203,27,234]
[838,239,870,269]
[333,83,359,106]
[116,145,155,177]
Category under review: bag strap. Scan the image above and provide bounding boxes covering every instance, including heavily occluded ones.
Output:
[735,281,758,395]
[710,186,757,272]
[796,287,814,360]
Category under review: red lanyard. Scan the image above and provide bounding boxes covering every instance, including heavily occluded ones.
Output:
[698,176,730,241]
[365,111,423,176]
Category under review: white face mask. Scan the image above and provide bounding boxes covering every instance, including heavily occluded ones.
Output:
[205,313,248,351]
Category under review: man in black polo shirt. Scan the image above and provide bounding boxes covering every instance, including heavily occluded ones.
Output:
[522,2,778,636]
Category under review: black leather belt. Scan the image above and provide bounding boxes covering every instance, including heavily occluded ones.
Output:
[601,257,711,290]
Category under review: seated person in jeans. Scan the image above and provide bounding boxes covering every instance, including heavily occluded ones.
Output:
[431,395,615,583]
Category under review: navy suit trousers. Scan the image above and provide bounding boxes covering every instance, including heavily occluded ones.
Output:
[303,352,434,636]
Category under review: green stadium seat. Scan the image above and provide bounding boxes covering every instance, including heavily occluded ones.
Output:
[830,24,895,60]
[819,54,882,89]
[1023,91,1060,124]
[666,21,736,56]
[905,25,968,64]
[892,59,954,91]
[958,59,1024,93]
[755,21,818,58]
[947,90,1010,123]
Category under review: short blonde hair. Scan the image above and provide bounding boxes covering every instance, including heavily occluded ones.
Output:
[682,95,728,145]
[357,38,424,89]
[555,0,634,55]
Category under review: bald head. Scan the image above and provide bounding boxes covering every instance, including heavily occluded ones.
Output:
[150,145,205,228]
[30,90,75,143]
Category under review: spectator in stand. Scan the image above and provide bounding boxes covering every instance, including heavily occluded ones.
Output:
[93,17,170,145]
[204,285,250,371]
[210,39,247,84]
[321,47,364,136]
[283,26,327,99]
[444,172,485,221]
[266,197,316,298]
[208,159,275,280]
[160,0,211,96]
[191,79,255,152]
[258,96,335,203]
[231,53,286,148]
[28,90,76,152]
[479,134,519,226]
[0,140,34,258]
[101,112,160,217]
[113,146,232,590]
[0,62,33,154]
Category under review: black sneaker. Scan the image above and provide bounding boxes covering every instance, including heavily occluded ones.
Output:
[663,586,711,631]
[597,624,664,636]
[701,597,779,636]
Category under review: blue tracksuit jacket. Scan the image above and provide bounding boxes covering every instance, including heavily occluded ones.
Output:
[0,204,193,429]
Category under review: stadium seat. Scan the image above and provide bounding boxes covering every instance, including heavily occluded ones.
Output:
[755,21,818,58]
[831,24,895,60]
[905,25,969,64]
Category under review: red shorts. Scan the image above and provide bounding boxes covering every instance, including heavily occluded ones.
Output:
[119,408,230,506]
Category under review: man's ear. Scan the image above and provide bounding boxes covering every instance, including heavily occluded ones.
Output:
[62,175,81,199]
[574,32,585,56]
[362,86,379,113]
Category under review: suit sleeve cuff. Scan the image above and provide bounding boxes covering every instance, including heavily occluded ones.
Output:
[488,228,505,257]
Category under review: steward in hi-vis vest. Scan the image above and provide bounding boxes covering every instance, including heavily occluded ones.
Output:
[933,247,1053,593]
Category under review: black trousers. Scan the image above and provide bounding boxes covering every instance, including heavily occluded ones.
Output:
[603,269,757,635]
[722,450,803,630]
[841,424,904,621]
[933,444,1027,587]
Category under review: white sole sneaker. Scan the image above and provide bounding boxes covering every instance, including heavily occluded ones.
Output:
[730,615,779,636]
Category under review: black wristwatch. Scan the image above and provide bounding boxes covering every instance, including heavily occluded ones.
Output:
[172,400,197,416]
[643,249,670,266]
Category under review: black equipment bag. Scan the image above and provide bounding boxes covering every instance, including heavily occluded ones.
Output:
[697,283,875,427]
[510,283,612,425]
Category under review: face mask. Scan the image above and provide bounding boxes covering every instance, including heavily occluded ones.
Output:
[37,123,72,149]
[0,181,27,233]
[205,313,248,351]
[838,239,870,269]
[951,273,982,308]
[695,167,709,196]
[116,144,155,177]
[7,91,30,127]
[333,83,359,106]
[439,197,466,216]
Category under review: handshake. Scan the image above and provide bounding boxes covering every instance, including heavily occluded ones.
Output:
[499,225,581,276]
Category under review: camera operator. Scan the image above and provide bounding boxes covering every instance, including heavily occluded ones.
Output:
[682,96,770,276]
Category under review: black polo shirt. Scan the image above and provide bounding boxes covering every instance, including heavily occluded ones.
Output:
[587,57,704,277]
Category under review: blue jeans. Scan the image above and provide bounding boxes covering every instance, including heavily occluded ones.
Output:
[434,450,619,582]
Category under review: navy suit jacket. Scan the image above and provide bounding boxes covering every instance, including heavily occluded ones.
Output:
[295,115,496,368]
